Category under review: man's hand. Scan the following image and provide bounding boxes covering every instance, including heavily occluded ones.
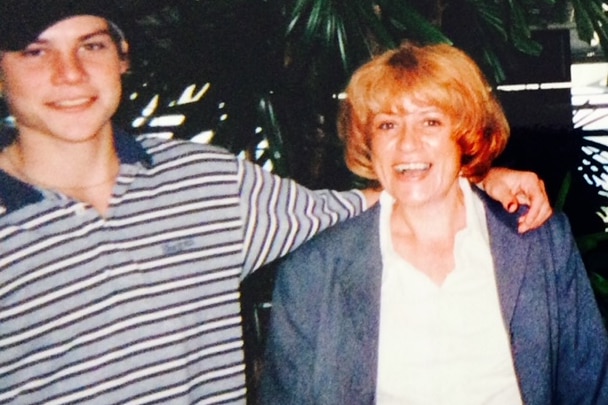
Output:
[361,187,382,208]
[480,167,552,233]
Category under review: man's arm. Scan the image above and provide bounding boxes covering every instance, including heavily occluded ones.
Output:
[237,160,551,276]
[362,167,551,232]
[237,159,364,277]
[479,167,552,233]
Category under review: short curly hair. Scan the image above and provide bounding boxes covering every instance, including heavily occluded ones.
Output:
[338,42,509,183]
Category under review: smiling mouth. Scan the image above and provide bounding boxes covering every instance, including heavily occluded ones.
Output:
[394,162,431,174]
[51,97,94,109]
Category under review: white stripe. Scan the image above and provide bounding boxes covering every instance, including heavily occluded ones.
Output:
[241,161,263,272]
[128,366,247,405]
[0,272,241,347]
[0,205,84,240]
[305,190,321,240]
[0,217,105,269]
[31,343,246,405]
[0,223,243,302]
[280,181,302,257]
[121,175,238,202]
[145,152,234,174]
[251,164,282,271]
[1,289,241,376]
[143,140,234,163]
[107,202,241,228]
[198,387,248,405]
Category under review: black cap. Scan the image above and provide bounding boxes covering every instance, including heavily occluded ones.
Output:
[0,0,125,51]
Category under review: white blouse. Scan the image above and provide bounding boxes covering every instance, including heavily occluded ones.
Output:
[376,179,522,404]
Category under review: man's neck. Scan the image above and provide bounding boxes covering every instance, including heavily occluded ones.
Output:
[1,129,120,215]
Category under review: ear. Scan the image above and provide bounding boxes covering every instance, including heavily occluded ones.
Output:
[119,40,130,73]
[0,56,5,86]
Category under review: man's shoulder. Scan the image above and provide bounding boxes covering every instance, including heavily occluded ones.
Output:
[132,134,240,170]
[136,134,234,158]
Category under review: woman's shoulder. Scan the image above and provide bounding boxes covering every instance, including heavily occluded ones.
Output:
[285,203,381,261]
[479,187,577,262]
[317,202,380,241]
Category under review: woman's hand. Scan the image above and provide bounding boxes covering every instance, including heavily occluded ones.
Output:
[480,167,552,233]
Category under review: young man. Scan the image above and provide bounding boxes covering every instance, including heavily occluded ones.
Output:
[0,1,551,404]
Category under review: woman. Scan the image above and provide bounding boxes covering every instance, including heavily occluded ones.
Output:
[259,42,608,404]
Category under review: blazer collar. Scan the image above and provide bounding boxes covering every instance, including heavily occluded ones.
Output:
[339,191,529,328]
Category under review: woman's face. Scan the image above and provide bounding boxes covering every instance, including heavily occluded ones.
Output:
[369,97,462,208]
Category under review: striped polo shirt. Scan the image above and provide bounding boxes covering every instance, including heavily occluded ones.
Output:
[0,130,364,404]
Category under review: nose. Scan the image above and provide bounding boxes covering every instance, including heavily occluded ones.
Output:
[396,125,420,151]
[52,51,86,84]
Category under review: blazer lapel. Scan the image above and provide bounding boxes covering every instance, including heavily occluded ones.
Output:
[479,191,530,325]
[335,205,384,402]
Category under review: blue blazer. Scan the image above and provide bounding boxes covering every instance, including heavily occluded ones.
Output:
[260,190,608,404]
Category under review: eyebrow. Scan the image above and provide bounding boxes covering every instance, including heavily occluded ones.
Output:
[81,29,113,41]
[30,28,113,47]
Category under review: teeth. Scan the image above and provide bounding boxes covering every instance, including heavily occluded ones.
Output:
[395,163,430,173]
[54,98,91,108]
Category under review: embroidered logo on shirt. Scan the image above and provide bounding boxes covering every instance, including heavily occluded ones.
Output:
[162,239,195,255]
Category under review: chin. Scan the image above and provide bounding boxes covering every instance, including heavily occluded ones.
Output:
[394,195,430,208]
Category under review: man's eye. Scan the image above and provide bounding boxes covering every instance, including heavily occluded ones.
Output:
[83,41,108,51]
[21,48,45,57]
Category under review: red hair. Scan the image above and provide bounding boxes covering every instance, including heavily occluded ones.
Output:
[338,42,509,182]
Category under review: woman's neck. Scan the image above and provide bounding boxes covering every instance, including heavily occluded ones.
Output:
[391,186,467,242]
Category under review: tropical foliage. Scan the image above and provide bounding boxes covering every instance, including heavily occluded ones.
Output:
[109,1,599,178]
[113,0,608,188]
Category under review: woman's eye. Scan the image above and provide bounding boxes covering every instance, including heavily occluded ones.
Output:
[378,122,395,130]
[424,118,442,127]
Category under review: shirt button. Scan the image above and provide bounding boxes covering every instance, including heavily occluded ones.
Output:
[74,204,88,216]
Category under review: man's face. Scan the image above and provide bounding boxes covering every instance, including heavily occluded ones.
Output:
[0,15,129,144]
